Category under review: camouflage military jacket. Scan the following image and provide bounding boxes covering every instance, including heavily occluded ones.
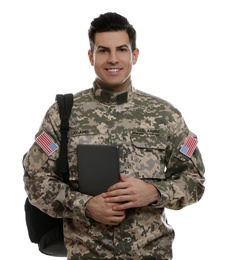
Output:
[23,82,205,259]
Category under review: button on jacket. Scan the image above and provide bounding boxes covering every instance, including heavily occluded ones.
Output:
[23,82,205,259]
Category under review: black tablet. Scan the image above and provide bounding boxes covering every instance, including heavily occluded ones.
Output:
[77,144,120,196]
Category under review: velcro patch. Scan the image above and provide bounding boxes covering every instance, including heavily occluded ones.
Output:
[35,131,58,155]
[180,135,198,158]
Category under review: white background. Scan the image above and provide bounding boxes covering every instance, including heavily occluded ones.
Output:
[0,0,225,259]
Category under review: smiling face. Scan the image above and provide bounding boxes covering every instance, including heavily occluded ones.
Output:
[88,31,139,92]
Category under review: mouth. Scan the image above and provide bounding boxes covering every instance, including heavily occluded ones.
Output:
[105,68,122,76]
[105,68,121,73]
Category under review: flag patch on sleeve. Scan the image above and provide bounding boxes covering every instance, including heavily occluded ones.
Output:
[35,131,58,155]
[180,135,198,158]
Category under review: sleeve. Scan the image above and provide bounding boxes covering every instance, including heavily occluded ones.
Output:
[23,103,92,223]
[151,112,205,210]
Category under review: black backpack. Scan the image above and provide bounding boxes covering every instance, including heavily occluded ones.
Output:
[24,93,73,257]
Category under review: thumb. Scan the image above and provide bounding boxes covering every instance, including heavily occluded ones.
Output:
[120,173,127,182]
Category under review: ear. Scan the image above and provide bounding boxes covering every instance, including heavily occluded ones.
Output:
[132,48,139,65]
[88,50,94,66]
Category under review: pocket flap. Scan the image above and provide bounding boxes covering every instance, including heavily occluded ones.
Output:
[131,129,167,150]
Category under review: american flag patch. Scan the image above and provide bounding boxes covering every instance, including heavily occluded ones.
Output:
[180,135,198,158]
[35,131,58,155]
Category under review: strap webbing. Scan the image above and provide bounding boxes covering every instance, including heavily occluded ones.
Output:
[55,93,73,184]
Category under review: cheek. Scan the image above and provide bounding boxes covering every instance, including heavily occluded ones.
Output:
[92,55,105,66]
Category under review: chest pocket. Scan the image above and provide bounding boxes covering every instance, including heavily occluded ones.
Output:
[125,129,167,180]
[131,131,167,149]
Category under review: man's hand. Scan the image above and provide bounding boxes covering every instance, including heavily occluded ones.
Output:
[85,193,126,226]
[102,174,159,211]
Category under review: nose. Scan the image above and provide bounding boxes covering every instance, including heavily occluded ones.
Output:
[107,50,118,64]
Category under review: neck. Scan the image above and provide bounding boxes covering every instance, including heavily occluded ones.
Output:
[95,78,132,93]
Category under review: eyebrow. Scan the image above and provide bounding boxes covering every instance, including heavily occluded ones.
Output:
[97,44,129,50]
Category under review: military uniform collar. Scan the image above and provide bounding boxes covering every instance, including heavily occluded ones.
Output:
[92,81,134,105]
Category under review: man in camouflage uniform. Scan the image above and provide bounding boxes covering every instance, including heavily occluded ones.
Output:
[23,12,205,259]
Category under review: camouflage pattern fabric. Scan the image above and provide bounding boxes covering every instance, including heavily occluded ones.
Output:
[23,81,205,259]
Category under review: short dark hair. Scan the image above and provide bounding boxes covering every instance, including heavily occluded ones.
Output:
[88,12,137,52]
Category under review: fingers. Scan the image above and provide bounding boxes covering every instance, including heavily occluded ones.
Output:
[103,182,133,201]
[106,212,126,226]
[95,208,126,226]
[120,173,127,182]
[104,194,130,203]
[107,174,128,192]
[85,194,126,225]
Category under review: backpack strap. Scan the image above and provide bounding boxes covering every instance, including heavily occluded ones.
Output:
[55,93,73,184]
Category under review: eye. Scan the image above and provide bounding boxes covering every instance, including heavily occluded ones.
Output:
[118,47,127,52]
[98,48,109,53]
